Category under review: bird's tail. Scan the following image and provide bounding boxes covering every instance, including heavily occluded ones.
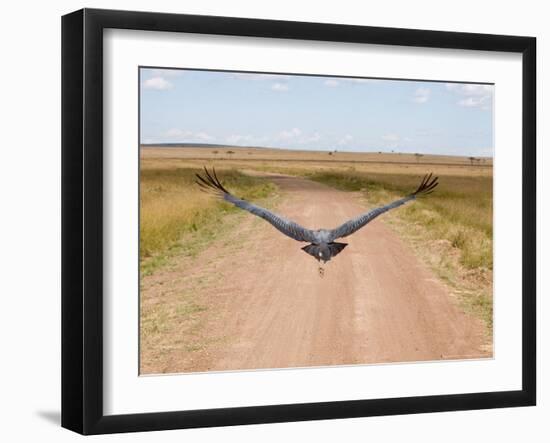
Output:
[302,242,347,262]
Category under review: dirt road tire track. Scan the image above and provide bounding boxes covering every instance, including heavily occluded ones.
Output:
[140,173,490,374]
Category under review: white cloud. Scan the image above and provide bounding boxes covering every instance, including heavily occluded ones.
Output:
[337,134,354,146]
[446,83,494,110]
[271,82,289,92]
[195,132,215,142]
[226,134,248,145]
[413,87,431,104]
[381,133,401,150]
[225,134,269,146]
[324,79,340,87]
[458,95,491,109]
[446,83,493,96]
[162,128,215,142]
[460,84,493,95]
[381,133,400,142]
[415,128,441,137]
[164,128,191,138]
[142,76,173,90]
[271,129,323,147]
[299,133,322,144]
[278,128,302,140]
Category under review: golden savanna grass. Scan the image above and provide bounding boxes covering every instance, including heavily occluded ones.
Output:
[304,169,493,330]
[306,170,492,270]
[140,162,276,275]
[140,146,493,333]
[141,146,492,169]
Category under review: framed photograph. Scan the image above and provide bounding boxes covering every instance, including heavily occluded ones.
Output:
[61,8,536,435]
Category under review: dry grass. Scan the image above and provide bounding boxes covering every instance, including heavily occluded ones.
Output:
[305,169,493,330]
[306,170,492,270]
[142,146,493,168]
[140,146,493,334]
[140,162,276,275]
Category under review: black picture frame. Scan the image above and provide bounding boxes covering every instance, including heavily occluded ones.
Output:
[61,8,536,435]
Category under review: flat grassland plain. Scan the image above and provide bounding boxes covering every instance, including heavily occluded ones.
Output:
[140,146,493,374]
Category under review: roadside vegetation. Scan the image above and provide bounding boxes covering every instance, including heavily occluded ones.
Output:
[140,165,276,276]
[306,169,493,331]
[139,147,493,341]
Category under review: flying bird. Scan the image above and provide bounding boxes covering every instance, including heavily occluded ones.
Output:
[196,168,438,269]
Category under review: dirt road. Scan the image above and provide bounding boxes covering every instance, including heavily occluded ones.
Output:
[140,173,490,374]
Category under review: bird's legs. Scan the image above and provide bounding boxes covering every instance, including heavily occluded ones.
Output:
[317,259,327,278]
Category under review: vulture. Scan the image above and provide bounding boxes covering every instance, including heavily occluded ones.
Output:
[196,168,438,270]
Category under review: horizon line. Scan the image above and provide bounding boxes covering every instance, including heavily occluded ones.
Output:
[140,142,494,159]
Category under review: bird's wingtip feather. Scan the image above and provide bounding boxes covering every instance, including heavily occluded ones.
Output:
[411,172,439,197]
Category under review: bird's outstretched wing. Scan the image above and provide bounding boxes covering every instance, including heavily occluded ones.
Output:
[196,168,317,243]
[328,173,438,241]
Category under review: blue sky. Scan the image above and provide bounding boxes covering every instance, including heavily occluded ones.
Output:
[140,68,494,157]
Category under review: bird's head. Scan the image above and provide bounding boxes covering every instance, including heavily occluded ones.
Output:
[316,244,331,263]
